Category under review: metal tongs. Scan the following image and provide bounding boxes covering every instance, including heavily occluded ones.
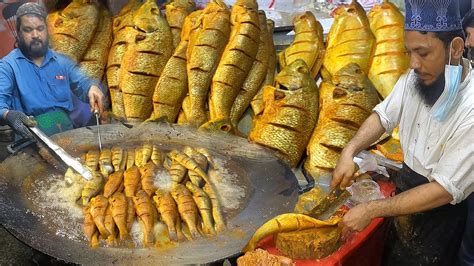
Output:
[28,126,93,181]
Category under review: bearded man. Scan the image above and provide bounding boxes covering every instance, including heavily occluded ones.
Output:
[331,0,474,265]
[0,2,105,138]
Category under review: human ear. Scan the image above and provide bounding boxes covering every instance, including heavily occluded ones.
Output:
[451,37,465,64]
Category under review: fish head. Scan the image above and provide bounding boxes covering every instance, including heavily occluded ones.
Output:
[198,118,234,134]
[275,59,313,92]
[331,0,367,20]
[331,63,367,92]
[133,0,163,33]
[181,10,203,40]
[293,11,320,33]
[235,0,258,10]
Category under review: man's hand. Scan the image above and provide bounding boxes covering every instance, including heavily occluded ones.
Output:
[4,110,36,139]
[88,85,105,115]
[342,203,373,233]
[331,152,359,189]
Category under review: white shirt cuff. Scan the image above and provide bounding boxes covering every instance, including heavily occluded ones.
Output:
[373,106,394,134]
[430,173,465,204]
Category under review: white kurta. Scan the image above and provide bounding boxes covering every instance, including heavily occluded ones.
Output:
[373,59,474,204]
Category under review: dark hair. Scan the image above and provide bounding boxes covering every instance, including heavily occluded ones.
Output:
[15,13,47,37]
[462,9,474,31]
[419,29,466,47]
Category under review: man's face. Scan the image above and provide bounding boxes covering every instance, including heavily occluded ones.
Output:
[465,26,474,49]
[405,31,449,106]
[17,15,48,59]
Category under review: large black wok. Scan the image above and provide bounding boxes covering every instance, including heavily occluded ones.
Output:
[0,122,298,265]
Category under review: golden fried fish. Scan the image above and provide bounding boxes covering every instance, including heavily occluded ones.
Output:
[120,0,173,121]
[124,165,141,197]
[90,194,109,238]
[368,0,409,98]
[82,171,104,205]
[109,192,132,241]
[249,59,319,167]
[304,63,379,179]
[171,184,200,239]
[103,170,124,198]
[203,182,226,232]
[153,189,182,241]
[139,162,158,197]
[322,0,375,80]
[165,0,196,49]
[186,0,231,127]
[186,182,215,235]
[83,205,99,248]
[208,0,260,123]
[133,190,157,246]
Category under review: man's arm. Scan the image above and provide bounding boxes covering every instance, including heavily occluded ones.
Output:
[331,112,386,188]
[343,181,453,231]
[0,60,15,122]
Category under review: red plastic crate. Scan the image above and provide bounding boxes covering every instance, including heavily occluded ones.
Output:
[258,181,396,266]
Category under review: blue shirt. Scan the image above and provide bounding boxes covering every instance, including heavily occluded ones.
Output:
[0,48,96,122]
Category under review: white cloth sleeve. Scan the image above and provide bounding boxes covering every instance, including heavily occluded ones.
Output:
[372,72,409,134]
[430,112,474,204]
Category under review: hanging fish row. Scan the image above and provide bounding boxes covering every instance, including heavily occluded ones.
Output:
[66,144,226,248]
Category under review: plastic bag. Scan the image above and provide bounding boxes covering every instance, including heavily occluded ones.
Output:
[345,179,384,208]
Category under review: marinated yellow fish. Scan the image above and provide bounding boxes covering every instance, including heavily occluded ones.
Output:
[322,0,375,80]
[103,170,124,198]
[107,0,141,119]
[171,184,200,239]
[82,171,104,205]
[166,158,188,185]
[165,0,196,49]
[133,190,157,246]
[278,11,324,79]
[120,0,173,121]
[186,182,215,235]
[208,0,260,123]
[203,182,226,232]
[126,148,135,169]
[111,146,127,171]
[139,162,158,197]
[141,143,153,166]
[249,59,319,167]
[90,195,109,238]
[368,0,409,98]
[186,0,231,127]
[151,10,201,123]
[124,165,141,197]
[134,146,143,167]
[126,197,135,232]
[79,5,113,81]
[251,19,276,117]
[229,11,270,125]
[151,145,166,166]
[304,63,379,179]
[153,189,181,241]
[168,150,209,183]
[47,0,99,62]
[109,192,131,241]
[183,147,207,187]
[242,214,341,252]
[85,150,100,171]
[195,147,217,170]
[99,148,114,178]
[104,204,117,246]
[83,205,99,248]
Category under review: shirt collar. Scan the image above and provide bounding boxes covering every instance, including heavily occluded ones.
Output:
[14,48,56,66]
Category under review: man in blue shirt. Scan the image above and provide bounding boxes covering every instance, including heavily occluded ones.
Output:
[0,2,105,138]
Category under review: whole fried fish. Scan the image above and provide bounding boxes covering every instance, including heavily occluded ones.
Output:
[124,165,141,197]
[368,0,409,98]
[141,143,153,166]
[90,195,109,238]
[186,182,215,235]
[109,192,132,241]
[120,0,173,121]
[304,63,379,179]
[278,11,324,79]
[133,190,157,246]
[140,162,158,197]
[203,182,226,232]
[85,150,100,171]
[82,171,104,205]
[151,145,166,166]
[151,11,201,123]
[165,0,196,49]
[249,59,319,167]
[126,148,136,169]
[322,0,375,80]
[79,5,113,81]
[251,19,276,117]
[47,0,99,62]
[183,147,207,187]
[229,11,270,125]
[111,146,127,171]
[99,148,114,178]
[104,204,117,246]
[171,184,200,239]
[107,0,141,119]
[103,170,124,198]
[166,158,188,186]
[153,189,182,241]
[186,0,231,127]
[83,205,99,248]
[126,197,135,232]
[208,0,260,123]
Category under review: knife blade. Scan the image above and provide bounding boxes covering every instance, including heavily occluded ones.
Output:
[28,126,93,181]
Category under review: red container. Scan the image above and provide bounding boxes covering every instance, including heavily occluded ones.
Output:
[258,181,396,266]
